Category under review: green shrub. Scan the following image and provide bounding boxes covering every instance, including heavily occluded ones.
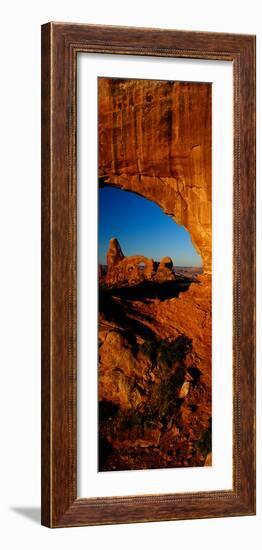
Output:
[139,340,158,362]
[197,419,212,455]
[157,366,185,418]
[140,335,192,367]
[139,335,193,421]
[158,335,192,367]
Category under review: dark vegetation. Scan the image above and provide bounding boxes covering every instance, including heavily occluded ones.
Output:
[99,333,210,471]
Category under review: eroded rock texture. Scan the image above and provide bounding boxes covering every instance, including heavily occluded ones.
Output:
[104,238,174,287]
[99,272,212,470]
[98,78,212,272]
[98,79,212,471]
[107,237,124,268]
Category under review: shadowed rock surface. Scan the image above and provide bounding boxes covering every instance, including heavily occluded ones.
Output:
[99,239,211,471]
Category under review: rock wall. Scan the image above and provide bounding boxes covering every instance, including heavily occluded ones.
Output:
[98,78,212,272]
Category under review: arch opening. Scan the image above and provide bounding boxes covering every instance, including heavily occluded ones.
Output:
[99,185,202,278]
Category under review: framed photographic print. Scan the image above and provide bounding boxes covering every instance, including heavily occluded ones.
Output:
[41,22,256,527]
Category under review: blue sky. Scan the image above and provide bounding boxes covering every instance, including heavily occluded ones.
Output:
[98,187,202,267]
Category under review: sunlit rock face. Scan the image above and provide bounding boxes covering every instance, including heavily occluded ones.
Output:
[104,238,173,287]
[107,237,124,268]
[155,256,175,282]
[98,78,211,272]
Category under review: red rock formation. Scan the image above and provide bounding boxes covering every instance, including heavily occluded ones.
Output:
[106,254,156,286]
[107,237,124,268]
[155,256,175,282]
[98,78,212,272]
[104,238,174,286]
[98,78,212,471]
[98,274,212,470]
[160,257,173,269]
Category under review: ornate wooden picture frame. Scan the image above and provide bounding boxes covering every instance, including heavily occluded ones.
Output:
[41,22,256,527]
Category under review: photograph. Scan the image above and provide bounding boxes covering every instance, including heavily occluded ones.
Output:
[39,20,256,528]
[0,0,258,542]
[98,77,212,471]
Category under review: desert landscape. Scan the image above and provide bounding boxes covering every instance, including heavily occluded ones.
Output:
[98,77,212,471]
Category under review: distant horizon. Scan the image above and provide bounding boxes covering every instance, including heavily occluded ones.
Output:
[98,187,202,268]
[99,259,203,270]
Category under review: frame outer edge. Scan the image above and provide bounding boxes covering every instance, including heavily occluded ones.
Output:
[41,22,52,528]
[41,22,256,527]
[239,34,256,515]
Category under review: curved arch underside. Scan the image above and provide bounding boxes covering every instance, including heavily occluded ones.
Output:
[98,78,212,273]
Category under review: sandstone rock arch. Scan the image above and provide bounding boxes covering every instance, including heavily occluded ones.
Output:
[98,78,212,273]
[104,238,175,287]
[106,254,157,287]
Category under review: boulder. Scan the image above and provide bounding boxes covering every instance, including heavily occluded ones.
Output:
[155,257,175,282]
[160,256,173,269]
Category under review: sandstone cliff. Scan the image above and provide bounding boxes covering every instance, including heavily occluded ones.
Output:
[98,78,212,272]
